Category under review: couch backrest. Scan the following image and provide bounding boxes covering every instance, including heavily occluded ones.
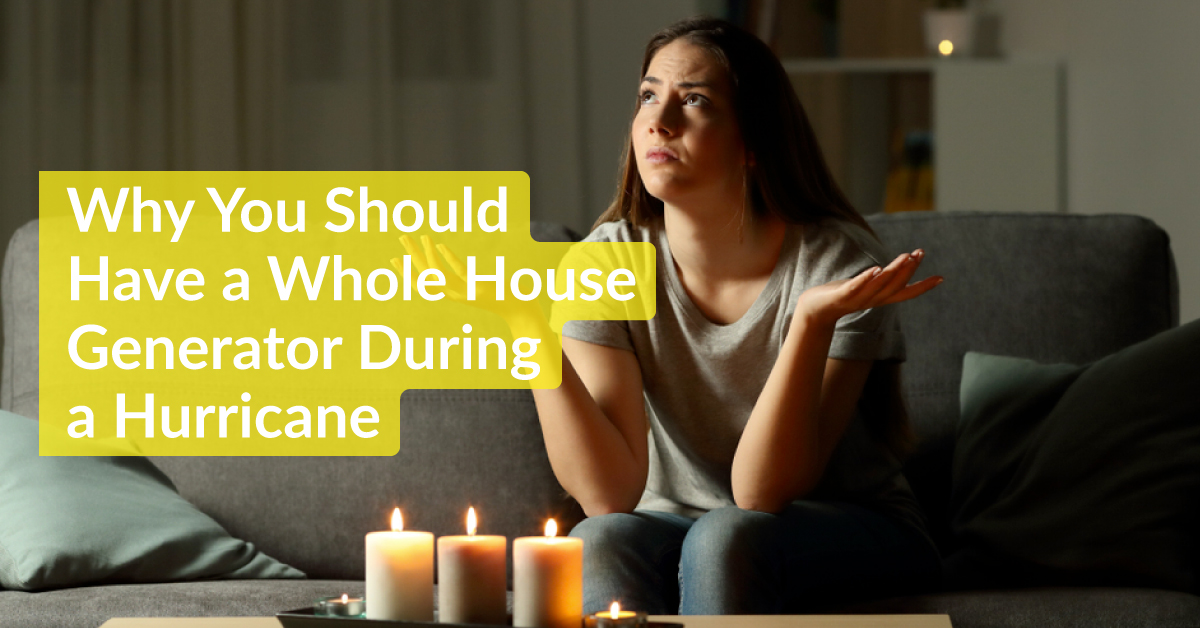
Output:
[867,211,1178,552]
[5,214,1178,570]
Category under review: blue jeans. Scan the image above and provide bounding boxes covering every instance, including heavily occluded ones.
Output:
[569,502,941,615]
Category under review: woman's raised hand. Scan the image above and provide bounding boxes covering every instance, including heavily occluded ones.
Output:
[794,249,943,327]
[392,234,545,329]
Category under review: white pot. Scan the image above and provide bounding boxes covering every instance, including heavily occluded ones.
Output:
[924,9,977,58]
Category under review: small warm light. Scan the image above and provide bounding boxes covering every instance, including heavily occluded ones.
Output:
[938,39,954,56]
[610,602,620,620]
[391,507,403,532]
[545,518,558,538]
[315,593,365,617]
[467,506,477,536]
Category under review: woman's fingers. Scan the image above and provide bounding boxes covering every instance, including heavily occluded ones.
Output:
[872,249,939,306]
[399,236,469,297]
[880,275,944,305]
[848,249,941,310]
[421,235,441,274]
[834,266,879,297]
[400,235,427,270]
[436,243,469,279]
[852,251,913,305]
[875,250,924,299]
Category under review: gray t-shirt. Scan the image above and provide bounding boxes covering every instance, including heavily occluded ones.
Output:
[561,218,929,539]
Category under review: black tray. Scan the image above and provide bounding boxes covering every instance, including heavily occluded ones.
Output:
[278,607,684,628]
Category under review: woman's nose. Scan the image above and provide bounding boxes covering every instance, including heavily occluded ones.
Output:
[649,103,680,136]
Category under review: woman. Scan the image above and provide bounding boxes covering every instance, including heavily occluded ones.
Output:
[408,15,943,615]
[549,17,943,614]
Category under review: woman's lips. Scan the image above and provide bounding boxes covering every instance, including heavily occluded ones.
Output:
[644,146,679,164]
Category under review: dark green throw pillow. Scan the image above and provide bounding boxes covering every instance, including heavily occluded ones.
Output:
[0,411,304,591]
[947,318,1200,592]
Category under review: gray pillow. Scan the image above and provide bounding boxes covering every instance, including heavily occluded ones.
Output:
[0,411,303,591]
[946,318,1200,592]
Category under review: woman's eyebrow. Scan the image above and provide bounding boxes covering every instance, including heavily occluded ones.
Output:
[640,76,714,90]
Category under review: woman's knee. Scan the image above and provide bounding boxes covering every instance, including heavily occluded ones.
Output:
[677,507,782,614]
[570,513,652,551]
[681,506,778,568]
[571,512,689,615]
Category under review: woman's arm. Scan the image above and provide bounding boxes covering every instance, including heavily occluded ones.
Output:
[731,318,869,512]
[511,319,650,517]
[397,236,649,516]
[731,249,940,513]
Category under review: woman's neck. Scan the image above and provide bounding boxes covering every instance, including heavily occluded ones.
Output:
[662,201,788,282]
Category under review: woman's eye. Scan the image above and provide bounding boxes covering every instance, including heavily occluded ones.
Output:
[684,94,706,106]
[639,90,657,105]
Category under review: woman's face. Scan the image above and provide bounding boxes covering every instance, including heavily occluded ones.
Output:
[633,40,746,209]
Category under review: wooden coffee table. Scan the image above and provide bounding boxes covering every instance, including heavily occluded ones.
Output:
[101,616,952,627]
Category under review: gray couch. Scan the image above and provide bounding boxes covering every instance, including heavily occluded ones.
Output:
[2,212,1198,628]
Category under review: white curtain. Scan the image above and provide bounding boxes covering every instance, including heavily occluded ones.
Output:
[0,0,705,256]
[0,0,605,237]
[0,0,536,168]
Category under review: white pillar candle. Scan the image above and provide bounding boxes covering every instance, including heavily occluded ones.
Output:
[437,506,508,625]
[513,519,583,628]
[366,508,434,621]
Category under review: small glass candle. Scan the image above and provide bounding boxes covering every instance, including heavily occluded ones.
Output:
[314,594,366,617]
[585,603,647,628]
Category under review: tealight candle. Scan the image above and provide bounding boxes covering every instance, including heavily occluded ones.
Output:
[366,508,434,621]
[513,519,583,628]
[314,593,366,617]
[437,506,508,625]
[585,602,647,627]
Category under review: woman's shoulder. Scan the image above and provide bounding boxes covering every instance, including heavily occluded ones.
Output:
[795,217,892,283]
[581,219,656,245]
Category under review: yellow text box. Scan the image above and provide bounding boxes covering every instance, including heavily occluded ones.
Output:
[39,172,654,455]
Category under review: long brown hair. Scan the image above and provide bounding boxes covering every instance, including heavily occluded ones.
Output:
[597,16,913,458]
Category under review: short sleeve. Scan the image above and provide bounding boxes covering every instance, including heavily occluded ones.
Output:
[830,302,906,361]
[803,219,907,362]
[562,318,635,352]
[552,220,641,353]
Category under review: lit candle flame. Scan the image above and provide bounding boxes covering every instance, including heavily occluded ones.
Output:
[391,507,403,532]
[939,40,954,56]
[545,518,557,537]
[341,593,349,604]
[467,506,477,536]
[610,602,620,620]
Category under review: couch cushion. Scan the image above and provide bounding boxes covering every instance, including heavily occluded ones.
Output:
[867,212,1179,553]
[946,319,1200,591]
[0,579,363,628]
[0,411,302,591]
[842,587,1200,628]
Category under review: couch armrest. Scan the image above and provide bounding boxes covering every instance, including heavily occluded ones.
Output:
[2,219,38,419]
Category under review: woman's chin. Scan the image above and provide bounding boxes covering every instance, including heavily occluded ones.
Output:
[641,177,695,205]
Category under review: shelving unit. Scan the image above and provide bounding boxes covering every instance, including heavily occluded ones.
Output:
[783,58,1064,215]
[783,58,944,73]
